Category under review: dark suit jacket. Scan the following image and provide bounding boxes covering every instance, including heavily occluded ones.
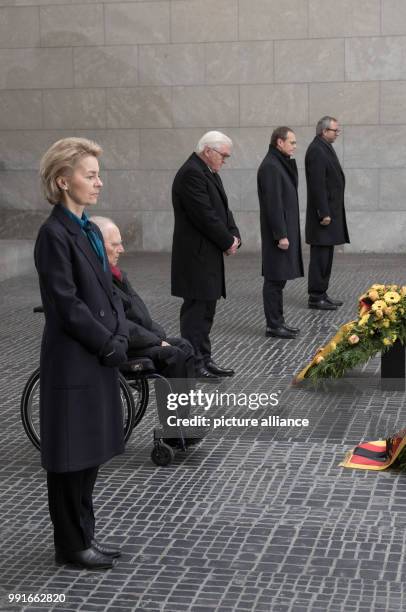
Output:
[257,146,304,281]
[112,271,166,349]
[171,152,240,300]
[305,136,350,246]
[34,204,128,472]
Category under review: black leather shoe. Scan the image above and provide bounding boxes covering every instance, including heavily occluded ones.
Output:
[196,367,220,381]
[326,296,343,306]
[55,546,115,570]
[308,299,337,311]
[91,538,121,558]
[205,360,235,377]
[283,324,300,334]
[265,326,297,339]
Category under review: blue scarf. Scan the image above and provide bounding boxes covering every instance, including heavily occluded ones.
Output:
[61,206,106,271]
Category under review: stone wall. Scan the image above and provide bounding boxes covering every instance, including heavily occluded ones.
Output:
[1,0,406,252]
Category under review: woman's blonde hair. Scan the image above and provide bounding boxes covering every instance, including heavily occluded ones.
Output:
[40,137,103,205]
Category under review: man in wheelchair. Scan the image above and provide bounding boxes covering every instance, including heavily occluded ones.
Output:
[91,216,200,445]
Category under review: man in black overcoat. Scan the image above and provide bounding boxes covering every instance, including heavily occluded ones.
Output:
[257,127,304,339]
[92,216,197,439]
[305,116,350,310]
[171,131,241,380]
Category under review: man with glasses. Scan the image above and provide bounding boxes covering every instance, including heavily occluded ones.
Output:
[171,131,241,380]
[305,116,350,310]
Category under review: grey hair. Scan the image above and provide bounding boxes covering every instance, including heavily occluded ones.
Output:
[90,215,117,237]
[316,116,338,135]
[195,131,233,153]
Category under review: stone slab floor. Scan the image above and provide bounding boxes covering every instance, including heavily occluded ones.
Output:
[1,252,406,612]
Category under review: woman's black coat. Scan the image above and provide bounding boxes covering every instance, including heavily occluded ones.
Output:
[171,153,240,301]
[305,136,350,246]
[34,205,128,473]
[257,146,304,281]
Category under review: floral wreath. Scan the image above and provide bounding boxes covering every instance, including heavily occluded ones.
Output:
[294,284,406,383]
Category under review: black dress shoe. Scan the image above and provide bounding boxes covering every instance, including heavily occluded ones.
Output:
[196,367,220,381]
[283,324,300,334]
[308,299,337,311]
[265,326,297,339]
[55,546,115,570]
[326,296,343,306]
[91,538,121,558]
[205,360,235,377]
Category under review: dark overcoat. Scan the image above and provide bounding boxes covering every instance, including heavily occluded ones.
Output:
[305,136,350,246]
[171,153,240,301]
[257,146,304,281]
[113,272,166,350]
[34,205,128,473]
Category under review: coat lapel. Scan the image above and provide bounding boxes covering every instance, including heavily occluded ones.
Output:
[317,137,345,184]
[191,152,229,208]
[52,205,113,298]
[268,150,298,196]
[205,168,229,206]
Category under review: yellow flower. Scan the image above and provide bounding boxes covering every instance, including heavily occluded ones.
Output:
[400,286,406,297]
[315,355,324,364]
[371,284,386,291]
[382,320,390,328]
[368,289,379,301]
[359,314,370,326]
[383,306,393,316]
[372,300,386,312]
[383,337,393,346]
[384,291,401,304]
[348,334,360,345]
[374,309,384,320]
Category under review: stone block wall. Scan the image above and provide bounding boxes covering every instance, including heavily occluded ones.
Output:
[0,0,405,252]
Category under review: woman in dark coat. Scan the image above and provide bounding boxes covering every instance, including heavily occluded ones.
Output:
[35,138,129,569]
[257,127,304,339]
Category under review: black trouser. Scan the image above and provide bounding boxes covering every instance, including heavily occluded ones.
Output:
[47,466,99,553]
[128,337,195,429]
[263,279,287,328]
[180,299,217,369]
[308,245,334,301]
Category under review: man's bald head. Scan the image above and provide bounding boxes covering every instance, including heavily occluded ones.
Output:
[90,215,117,238]
[90,215,124,267]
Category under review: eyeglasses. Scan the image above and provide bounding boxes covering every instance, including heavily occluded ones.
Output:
[326,128,340,134]
[209,148,231,160]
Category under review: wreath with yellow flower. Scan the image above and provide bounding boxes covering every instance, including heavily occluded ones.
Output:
[294,284,406,383]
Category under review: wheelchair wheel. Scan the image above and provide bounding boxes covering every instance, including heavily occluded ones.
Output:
[126,375,149,431]
[151,441,175,466]
[20,367,41,450]
[20,369,137,450]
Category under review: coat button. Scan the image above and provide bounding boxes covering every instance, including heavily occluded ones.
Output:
[113,309,117,316]
[99,310,105,317]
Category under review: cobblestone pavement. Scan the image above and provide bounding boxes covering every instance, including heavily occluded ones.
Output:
[1,252,406,612]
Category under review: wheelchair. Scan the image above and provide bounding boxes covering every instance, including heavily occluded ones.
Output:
[20,308,187,466]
